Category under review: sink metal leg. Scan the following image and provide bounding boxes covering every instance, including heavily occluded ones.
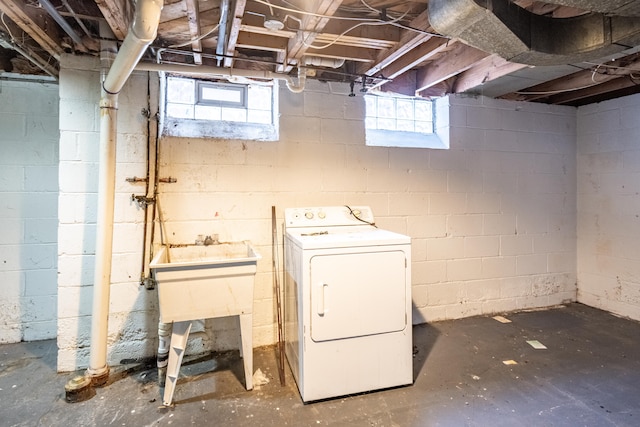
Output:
[163,321,192,406]
[239,313,253,390]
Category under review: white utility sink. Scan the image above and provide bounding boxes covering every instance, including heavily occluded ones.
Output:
[150,241,261,323]
[149,241,261,405]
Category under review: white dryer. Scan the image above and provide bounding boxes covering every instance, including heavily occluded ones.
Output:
[284,206,412,402]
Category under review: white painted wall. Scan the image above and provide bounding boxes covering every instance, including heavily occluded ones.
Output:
[56,55,578,371]
[158,89,577,352]
[577,94,640,320]
[0,77,59,343]
[57,55,156,370]
[415,96,577,320]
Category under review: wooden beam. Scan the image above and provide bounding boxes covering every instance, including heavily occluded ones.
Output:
[241,22,393,50]
[236,29,374,63]
[358,9,435,77]
[236,31,287,52]
[286,0,344,68]
[368,36,450,90]
[0,0,62,58]
[94,0,131,40]
[500,53,640,102]
[0,30,58,77]
[241,23,296,39]
[453,54,528,93]
[305,44,377,62]
[312,32,395,50]
[159,8,221,43]
[185,0,202,64]
[224,0,246,67]
[549,75,639,105]
[415,44,489,94]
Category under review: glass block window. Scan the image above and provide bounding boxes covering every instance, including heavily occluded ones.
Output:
[162,75,279,141]
[365,94,433,133]
[364,93,448,149]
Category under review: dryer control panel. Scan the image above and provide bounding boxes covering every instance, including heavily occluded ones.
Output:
[284,206,374,228]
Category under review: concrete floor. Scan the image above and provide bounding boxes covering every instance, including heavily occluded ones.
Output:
[1,303,639,426]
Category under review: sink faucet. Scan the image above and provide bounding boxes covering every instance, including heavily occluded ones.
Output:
[204,234,219,246]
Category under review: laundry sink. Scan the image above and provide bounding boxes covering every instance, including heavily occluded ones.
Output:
[150,241,261,323]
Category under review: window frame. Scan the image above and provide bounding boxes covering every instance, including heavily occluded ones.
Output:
[196,81,247,108]
[159,73,280,142]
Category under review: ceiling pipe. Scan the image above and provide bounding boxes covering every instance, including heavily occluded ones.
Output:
[216,0,230,66]
[85,0,163,389]
[136,61,309,93]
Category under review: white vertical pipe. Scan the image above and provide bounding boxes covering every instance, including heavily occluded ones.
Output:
[87,0,163,384]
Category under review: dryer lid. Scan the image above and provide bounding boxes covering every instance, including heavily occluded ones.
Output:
[286,227,410,250]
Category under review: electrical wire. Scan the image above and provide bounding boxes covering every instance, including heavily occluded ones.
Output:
[514,59,640,96]
[253,0,394,22]
[345,205,377,227]
[583,61,640,71]
[302,11,409,50]
[1,12,17,42]
[252,0,445,39]
[514,82,602,95]
[263,0,275,15]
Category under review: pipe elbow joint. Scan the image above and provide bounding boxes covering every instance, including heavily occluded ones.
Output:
[286,67,307,93]
[131,0,164,42]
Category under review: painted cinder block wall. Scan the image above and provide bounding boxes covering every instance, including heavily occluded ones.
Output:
[57,55,157,370]
[56,55,577,371]
[577,95,640,321]
[0,78,59,343]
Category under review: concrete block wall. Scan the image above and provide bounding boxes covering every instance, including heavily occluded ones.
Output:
[56,63,578,370]
[57,55,156,371]
[0,77,59,343]
[159,84,578,354]
[414,96,577,321]
[577,94,640,320]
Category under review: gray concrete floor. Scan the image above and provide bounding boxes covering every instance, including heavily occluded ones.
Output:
[1,303,639,426]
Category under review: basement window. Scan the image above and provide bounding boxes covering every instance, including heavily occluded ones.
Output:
[364,93,449,149]
[161,75,279,141]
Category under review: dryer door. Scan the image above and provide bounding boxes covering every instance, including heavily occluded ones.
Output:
[309,250,407,342]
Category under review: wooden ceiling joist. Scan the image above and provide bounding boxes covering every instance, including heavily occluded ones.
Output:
[548,75,640,105]
[416,44,489,95]
[306,44,376,62]
[185,0,202,64]
[224,0,246,67]
[0,0,62,59]
[501,53,640,102]
[368,36,451,91]
[2,0,639,106]
[236,31,286,52]
[94,0,130,40]
[358,9,435,77]
[286,0,344,67]
[453,54,528,93]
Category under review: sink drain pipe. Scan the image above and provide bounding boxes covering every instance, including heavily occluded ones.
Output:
[66,0,164,401]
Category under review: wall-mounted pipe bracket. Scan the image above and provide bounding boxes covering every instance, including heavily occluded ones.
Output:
[131,194,155,207]
[126,176,148,183]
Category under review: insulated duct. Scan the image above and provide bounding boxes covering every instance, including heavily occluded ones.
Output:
[428,0,640,66]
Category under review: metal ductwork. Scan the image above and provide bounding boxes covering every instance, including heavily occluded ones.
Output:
[428,0,640,66]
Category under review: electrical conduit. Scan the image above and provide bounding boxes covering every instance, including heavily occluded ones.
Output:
[87,0,164,385]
